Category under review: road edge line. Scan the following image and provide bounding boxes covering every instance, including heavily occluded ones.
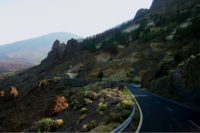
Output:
[137,86,199,112]
[127,86,143,133]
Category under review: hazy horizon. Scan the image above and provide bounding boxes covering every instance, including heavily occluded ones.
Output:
[0,0,153,45]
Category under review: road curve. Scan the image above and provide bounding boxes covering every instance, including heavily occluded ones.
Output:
[124,83,200,132]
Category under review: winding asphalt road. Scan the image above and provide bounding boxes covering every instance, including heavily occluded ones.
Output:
[125,83,200,132]
[64,78,200,132]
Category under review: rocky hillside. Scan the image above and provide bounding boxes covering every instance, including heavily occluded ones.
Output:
[0,32,81,73]
[0,78,136,132]
[0,0,200,132]
[150,0,200,14]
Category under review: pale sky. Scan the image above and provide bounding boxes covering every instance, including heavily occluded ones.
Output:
[0,0,153,45]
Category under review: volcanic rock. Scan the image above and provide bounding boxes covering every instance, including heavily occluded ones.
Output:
[44,96,69,117]
[41,40,66,64]
[62,38,81,60]
[0,91,4,99]
[4,86,18,100]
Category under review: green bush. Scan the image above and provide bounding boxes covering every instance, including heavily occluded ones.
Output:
[82,120,96,131]
[36,118,63,132]
[123,90,130,95]
[122,110,132,119]
[80,108,87,114]
[116,103,125,111]
[105,113,123,124]
[96,102,107,115]
[83,91,92,97]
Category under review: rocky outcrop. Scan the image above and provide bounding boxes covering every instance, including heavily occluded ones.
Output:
[38,78,61,89]
[150,0,200,14]
[142,54,200,104]
[134,8,149,19]
[62,38,81,60]
[44,96,69,117]
[141,63,169,88]
[41,40,66,64]
[4,86,18,100]
[0,90,4,99]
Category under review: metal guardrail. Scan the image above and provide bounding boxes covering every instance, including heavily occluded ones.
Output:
[110,106,135,133]
[110,87,136,133]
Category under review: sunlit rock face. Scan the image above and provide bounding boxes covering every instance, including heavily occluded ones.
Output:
[150,0,200,14]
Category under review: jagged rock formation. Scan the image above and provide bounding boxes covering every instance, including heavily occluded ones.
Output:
[41,40,66,64]
[150,0,200,14]
[41,38,81,65]
[62,38,81,60]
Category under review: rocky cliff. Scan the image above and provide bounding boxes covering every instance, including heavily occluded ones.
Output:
[150,0,200,14]
[41,40,66,64]
[134,8,149,19]
[62,38,81,61]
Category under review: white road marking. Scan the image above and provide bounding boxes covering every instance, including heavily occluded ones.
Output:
[143,90,198,112]
[189,120,200,129]
[167,107,173,111]
[155,101,160,104]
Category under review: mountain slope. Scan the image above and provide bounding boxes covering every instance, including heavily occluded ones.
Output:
[0,0,200,132]
[0,32,82,65]
[0,32,81,72]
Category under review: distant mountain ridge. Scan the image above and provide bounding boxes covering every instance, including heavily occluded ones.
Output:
[0,32,81,72]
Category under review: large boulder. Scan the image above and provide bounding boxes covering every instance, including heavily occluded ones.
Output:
[4,86,18,100]
[44,96,69,117]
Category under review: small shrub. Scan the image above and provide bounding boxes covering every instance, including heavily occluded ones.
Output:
[81,124,88,132]
[122,100,134,110]
[83,91,92,97]
[88,120,96,129]
[71,99,78,106]
[123,90,130,95]
[73,105,77,111]
[108,122,121,128]
[105,113,123,124]
[122,110,131,119]
[116,103,125,111]
[36,118,63,132]
[98,71,104,80]
[96,102,107,115]
[80,108,87,114]
[81,120,96,131]
[116,100,133,111]
[115,99,122,104]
